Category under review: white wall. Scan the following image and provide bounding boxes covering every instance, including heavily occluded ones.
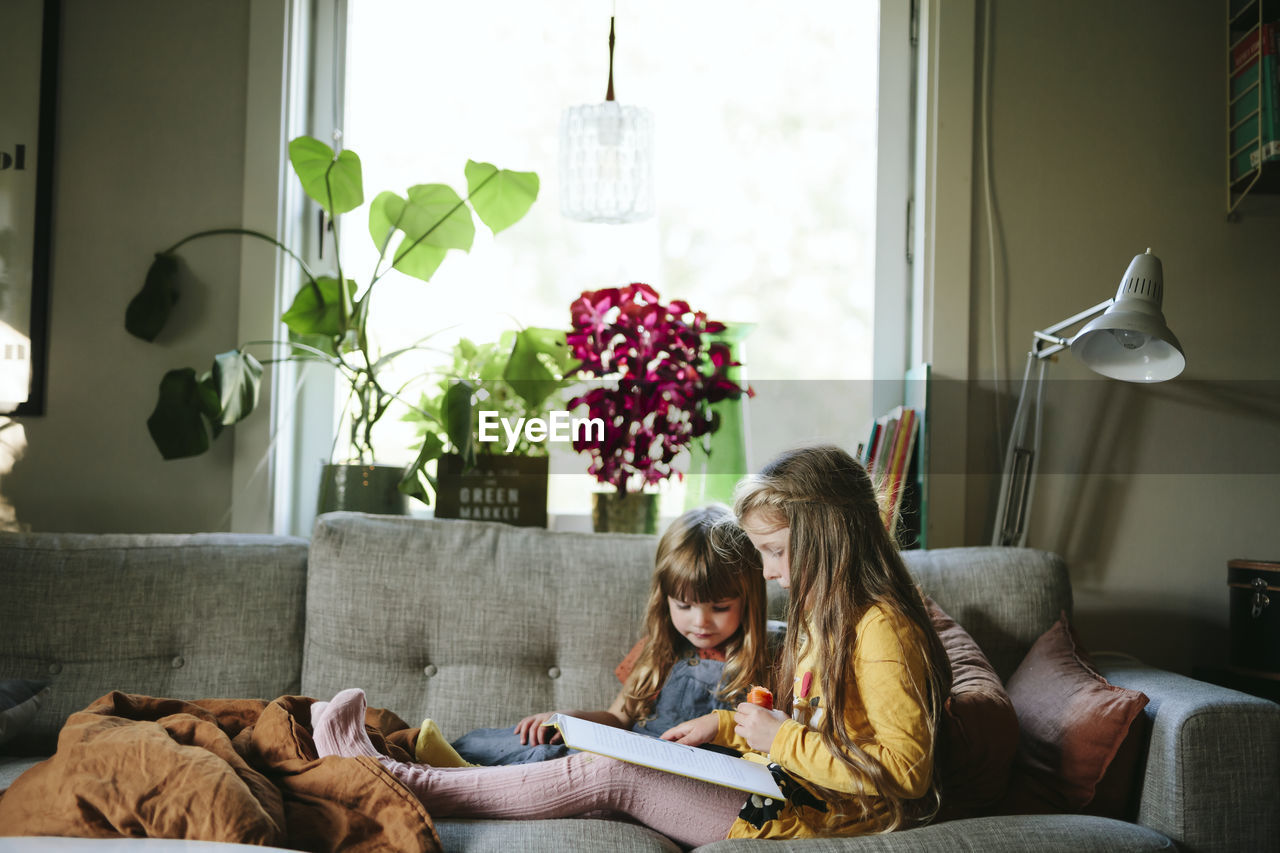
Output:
[965,0,1280,672]
[4,0,251,533]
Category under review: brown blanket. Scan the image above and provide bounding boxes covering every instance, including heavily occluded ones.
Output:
[0,692,440,852]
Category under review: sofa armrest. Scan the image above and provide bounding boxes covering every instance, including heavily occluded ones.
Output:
[1094,653,1280,853]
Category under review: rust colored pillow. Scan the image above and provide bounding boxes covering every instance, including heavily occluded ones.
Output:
[1001,612,1150,817]
[925,598,1020,820]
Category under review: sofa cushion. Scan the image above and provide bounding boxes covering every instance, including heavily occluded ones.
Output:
[0,531,309,754]
[435,818,682,852]
[0,755,44,792]
[926,599,1018,819]
[0,680,49,746]
[693,812,1176,851]
[1002,613,1149,816]
[770,548,1071,682]
[903,547,1071,682]
[303,513,659,740]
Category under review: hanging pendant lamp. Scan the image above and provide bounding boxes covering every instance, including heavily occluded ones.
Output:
[559,15,655,224]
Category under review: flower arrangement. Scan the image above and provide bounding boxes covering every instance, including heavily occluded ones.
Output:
[567,282,752,493]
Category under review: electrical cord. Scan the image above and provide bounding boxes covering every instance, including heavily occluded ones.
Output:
[979,0,1004,452]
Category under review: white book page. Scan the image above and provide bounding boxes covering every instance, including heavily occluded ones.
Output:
[545,714,785,800]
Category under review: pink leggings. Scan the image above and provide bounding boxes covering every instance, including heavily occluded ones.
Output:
[387,752,743,847]
[313,689,743,849]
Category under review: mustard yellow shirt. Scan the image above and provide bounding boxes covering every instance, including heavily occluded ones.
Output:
[712,603,933,839]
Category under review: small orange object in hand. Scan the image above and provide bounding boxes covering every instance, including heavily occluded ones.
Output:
[747,685,774,710]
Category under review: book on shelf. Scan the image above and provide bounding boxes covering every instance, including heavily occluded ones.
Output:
[860,405,923,546]
[543,713,785,800]
[882,407,919,536]
[857,420,882,468]
[867,409,900,482]
[1230,22,1280,182]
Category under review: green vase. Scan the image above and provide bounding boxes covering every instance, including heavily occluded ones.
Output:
[317,463,411,515]
[592,490,660,534]
[685,323,753,510]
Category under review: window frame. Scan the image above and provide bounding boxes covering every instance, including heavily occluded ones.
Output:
[237,0,943,537]
[910,0,977,548]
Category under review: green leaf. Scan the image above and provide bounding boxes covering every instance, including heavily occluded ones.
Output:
[523,327,576,373]
[368,190,404,252]
[125,253,181,341]
[147,368,216,459]
[281,277,356,338]
[197,373,224,440]
[398,430,445,504]
[443,380,475,469]
[505,328,570,409]
[396,184,477,279]
[369,191,446,283]
[211,349,263,426]
[465,161,539,235]
[288,330,337,358]
[288,136,363,216]
[403,184,475,253]
[370,190,452,283]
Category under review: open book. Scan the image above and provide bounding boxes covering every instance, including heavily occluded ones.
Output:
[544,714,785,801]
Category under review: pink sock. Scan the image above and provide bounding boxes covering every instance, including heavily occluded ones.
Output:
[311,688,382,760]
[380,752,743,848]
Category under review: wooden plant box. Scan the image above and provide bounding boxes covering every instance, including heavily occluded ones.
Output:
[434,453,549,528]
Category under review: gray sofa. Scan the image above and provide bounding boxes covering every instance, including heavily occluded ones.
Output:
[2,511,1278,852]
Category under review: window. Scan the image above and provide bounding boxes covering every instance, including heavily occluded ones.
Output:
[278,0,912,534]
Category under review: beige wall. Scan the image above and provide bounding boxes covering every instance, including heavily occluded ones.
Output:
[5,0,250,533]
[5,0,1277,677]
[964,0,1280,672]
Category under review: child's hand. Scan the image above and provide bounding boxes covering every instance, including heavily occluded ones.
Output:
[514,711,563,745]
[733,702,788,753]
[659,712,720,746]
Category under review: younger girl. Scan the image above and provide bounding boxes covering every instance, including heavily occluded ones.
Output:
[445,503,776,765]
[312,446,952,847]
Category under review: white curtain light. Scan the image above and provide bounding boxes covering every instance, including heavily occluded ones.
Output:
[559,16,655,224]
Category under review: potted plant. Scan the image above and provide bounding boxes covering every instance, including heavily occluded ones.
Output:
[401,328,576,526]
[124,135,539,512]
[566,281,752,533]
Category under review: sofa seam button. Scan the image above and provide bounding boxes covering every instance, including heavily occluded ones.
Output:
[547,666,561,679]
[423,664,437,677]
[171,656,185,669]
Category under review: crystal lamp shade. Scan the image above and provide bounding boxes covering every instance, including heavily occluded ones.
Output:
[559,101,655,224]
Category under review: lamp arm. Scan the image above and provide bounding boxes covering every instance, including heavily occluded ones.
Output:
[994,297,1113,546]
[1029,297,1115,360]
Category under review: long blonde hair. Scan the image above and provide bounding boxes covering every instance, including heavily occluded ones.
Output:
[621,505,771,724]
[734,445,951,833]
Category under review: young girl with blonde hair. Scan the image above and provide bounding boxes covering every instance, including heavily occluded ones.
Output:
[312,446,950,846]
[684,443,954,836]
[444,504,776,765]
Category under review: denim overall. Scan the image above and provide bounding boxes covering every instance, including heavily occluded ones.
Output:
[451,653,734,766]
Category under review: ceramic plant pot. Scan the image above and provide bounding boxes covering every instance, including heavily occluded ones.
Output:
[317,463,410,516]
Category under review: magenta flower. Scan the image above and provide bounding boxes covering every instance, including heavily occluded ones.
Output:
[568,282,752,493]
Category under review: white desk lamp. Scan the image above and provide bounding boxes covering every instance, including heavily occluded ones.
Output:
[991,248,1186,547]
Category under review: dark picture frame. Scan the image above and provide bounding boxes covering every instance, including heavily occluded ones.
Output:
[1,0,59,415]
